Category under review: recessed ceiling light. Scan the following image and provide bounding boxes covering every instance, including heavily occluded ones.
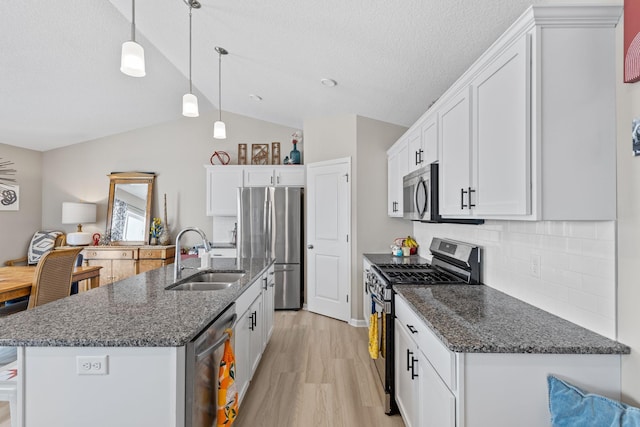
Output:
[249,94,263,101]
[320,78,337,87]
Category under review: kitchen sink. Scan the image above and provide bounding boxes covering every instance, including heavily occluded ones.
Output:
[166,270,246,291]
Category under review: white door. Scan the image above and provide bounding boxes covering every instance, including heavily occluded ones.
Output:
[306,158,351,322]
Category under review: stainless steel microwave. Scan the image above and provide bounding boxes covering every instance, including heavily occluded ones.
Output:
[403,163,484,224]
[403,163,438,221]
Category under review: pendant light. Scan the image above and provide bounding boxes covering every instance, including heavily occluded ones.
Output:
[214,46,228,139]
[120,0,146,77]
[182,1,201,117]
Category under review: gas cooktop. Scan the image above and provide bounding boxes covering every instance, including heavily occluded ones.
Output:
[373,263,465,285]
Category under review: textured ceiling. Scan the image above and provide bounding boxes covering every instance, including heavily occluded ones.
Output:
[1,0,561,151]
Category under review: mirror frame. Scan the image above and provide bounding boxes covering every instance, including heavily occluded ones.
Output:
[106,172,155,246]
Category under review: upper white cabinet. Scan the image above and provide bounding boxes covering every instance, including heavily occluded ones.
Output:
[244,165,305,187]
[206,165,305,217]
[387,138,408,217]
[401,5,620,221]
[407,113,439,173]
[439,87,473,217]
[206,166,244,216]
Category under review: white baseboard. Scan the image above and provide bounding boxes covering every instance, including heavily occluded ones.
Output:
[350,318,367,327]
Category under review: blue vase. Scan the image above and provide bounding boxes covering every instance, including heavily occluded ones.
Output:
[289,142,301,164]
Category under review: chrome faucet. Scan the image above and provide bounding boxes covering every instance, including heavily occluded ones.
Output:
[174,227,211,281]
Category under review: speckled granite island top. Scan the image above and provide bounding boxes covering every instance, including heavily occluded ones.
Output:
[394,284,629,355]
[0,257,272,348]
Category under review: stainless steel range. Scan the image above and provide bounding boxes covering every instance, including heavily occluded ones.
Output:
[365,237,481,414]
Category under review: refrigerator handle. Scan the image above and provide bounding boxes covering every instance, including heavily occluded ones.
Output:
[266,199,273,259]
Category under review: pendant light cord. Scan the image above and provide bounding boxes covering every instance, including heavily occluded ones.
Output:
[188,6,193,94]
[131,0,136,42]
[218,50,222,121]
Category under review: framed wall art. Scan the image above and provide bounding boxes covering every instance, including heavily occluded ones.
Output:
[624,0,640,83]
[0,184,19,211]
[271,142,281,165]
[251,144,269,165]
[238,144,248,165]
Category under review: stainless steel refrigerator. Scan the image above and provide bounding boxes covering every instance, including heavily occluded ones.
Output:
[237,186,303,309]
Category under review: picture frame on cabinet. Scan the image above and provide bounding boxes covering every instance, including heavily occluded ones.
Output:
[271,142,281,165]
[0,184,19,211]
[624,0,640,83]
[251,144,269,165]
[238,144,248,165]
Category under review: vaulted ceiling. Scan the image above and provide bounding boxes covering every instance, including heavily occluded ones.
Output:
[1,0,552,151]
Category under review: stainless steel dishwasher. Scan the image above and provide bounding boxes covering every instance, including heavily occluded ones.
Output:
[185,303,237,427]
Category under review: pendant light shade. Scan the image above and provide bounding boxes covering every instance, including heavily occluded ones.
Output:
[121,41,146,77]
[214,46,228,139]
[121,0,145,77]
[182,1,200,117]
[183,93,199,117]
[213,120,226,139]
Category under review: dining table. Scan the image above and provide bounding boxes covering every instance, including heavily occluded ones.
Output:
[0,265,102,304]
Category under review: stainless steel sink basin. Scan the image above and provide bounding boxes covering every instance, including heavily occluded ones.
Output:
[170,282,235,291]
[166,270,246,291]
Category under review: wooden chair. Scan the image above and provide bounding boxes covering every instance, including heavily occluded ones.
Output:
[27,247,83,309]
[4,231,66,266]
[0,248,83,316]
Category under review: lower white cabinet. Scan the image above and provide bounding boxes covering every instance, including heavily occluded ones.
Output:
[394,294,623,427]
[247,295,264,376]
[394,318,421,427]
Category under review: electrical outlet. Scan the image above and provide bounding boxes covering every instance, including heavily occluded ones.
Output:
[530,254,541,278]
[77,356,108,375]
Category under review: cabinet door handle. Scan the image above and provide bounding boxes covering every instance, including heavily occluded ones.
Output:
[406,349,412,372]
[262,277,268,290]
[468,187,476,208]
[270,176,274,185]
[276,175,280,184]
[415,150,420,166]
[418,148,423,164]
[407,324,418,334]
[461,188,468,209]
[410,357,419,380]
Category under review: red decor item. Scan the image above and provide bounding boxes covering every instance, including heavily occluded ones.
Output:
[624,0,640,83]
[210,151,231,165]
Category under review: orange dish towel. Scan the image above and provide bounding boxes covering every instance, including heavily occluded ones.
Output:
[217,329,239,426]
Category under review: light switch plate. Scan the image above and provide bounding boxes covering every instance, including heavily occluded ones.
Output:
[76,355,108,375]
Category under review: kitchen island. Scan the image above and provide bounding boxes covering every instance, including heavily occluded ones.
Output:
[0,257,274,427]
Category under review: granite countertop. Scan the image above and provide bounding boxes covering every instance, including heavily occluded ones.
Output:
[394,284,630,355]
[0,257,272,348]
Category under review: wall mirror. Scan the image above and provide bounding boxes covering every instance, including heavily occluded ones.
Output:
[106,172,155,245]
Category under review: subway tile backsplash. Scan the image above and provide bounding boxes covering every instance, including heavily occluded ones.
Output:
[412,220,616,339]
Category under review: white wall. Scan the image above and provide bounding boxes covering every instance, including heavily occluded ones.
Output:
[304,114,411,322]
[616,9,640,406]
[413,220,616,338]
[0,143,42,263]
[41,110,298,248]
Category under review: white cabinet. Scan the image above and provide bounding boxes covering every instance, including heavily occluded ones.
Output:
[439,87,473,217]
[244,165,305,187]
[407,112,439,173]
[434,6,619,220]
[247,294,263,376]
[387,139,408,217]
[394,318,420,427]
[395,296,455,427]
[206,166,243,216]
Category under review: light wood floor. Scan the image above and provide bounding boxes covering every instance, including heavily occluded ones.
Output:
[235,310,405,427]
[0,311,404,427]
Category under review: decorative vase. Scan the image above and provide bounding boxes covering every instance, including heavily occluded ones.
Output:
[159,229,171,246]
[289,142,301,164]
[150,237,158,245]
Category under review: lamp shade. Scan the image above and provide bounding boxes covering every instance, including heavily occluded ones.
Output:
[182,93,199,117]
[120,41,146,77]
[213,120,226,139]
[62,202,97,246]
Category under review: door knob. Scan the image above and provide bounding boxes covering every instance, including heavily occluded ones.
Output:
[307,244,314,249]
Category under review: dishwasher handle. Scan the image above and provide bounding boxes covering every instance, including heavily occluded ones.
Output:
[196,313,238,361]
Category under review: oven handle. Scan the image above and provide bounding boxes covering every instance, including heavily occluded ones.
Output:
[196,313,238,361]
[371,294,385,307]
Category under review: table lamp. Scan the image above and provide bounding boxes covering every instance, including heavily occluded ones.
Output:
[62,202,97,246]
